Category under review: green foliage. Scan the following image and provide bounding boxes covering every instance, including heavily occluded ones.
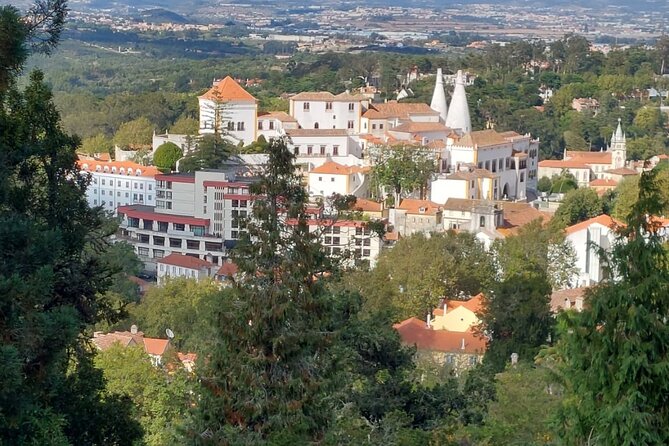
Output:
[130,278,222,351]
[179,134,234,172]
[80,133,112,155]
[491,220,577,290]
[170,115,199,134]
[94,345,192,446]
[153,141,183,171]
[113,116,154,149]
[537,176,552,193]
[240,134,269,154]
[611,169,669,222]
[345,232,495,321]
[550,172,578,194]
[369,144,436,203]
[480,268,554,373]
[633,106,664,133]
[552,187,604,228]
[554,170,669,445]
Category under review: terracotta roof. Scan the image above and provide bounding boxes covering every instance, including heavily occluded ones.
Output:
[157,253,216,270]
[397,198,441,215]
[538,159,590,169]
[334,92,367,101]
[286,129,349,137]
[384,231,400,241]
[77,160,160,178]
[589,178,618,187]
[565,214,623,235]
[456,130,509,148]
[390,122,450,133]
[446,168,495,181]
[445,293,484,313]
[92,332,139,351]
[257,111,297,122]
[216,262,238,277]
[371,102,439,119]
[442,198,477,212]
[604,167,638,176]
[362,108,388,119]
[199,76,256,102]
[353,198,383,213]
[393,319,486,354]
[499,131,523,139]
[290,91,336,101]
[499,202,549,232]
[309,161,369,175]
[565,150,612,164]
[550,287,588,312]
[426,140,447,149]
[118,205,210,227]
[143,337,170,356]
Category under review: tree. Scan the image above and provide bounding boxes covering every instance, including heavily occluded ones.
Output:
[94,345,192,446]
[550,171,578,194]
[612,170,669,222]
[554,170,669,444]
[179,134,234,172]
[0,19,141,445]
[480,268,554,373]
[345,232,496,321]
[552,187,604,228]
[80,133,112,155]
[537,176,552,193]
[170,115,199,134]
[369,144,435,204]
[633,106,664,134]
[129,278,222,351]
[563,129,589,151]
[113,116,154,149]
[153,141,183,171]
[190,137,342,442]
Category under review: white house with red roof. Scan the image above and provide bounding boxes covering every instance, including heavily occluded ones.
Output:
[156,253,217,285]
[288,91,369,133]
[199,76,258,145]
[538,120,629,188]
[307,160,370,198]
[565,214,622,286]
[92,327,171,366]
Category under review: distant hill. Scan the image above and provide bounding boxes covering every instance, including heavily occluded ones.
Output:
[134,8,191,24]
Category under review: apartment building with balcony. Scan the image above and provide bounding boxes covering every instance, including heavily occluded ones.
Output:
[117,169,254,272]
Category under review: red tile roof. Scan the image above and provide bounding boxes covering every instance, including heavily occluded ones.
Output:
[309,161,369,175]
[77,160,160,178]
[393,318,486,354]
[538,159,591,169]
[565,214,623,235]
[565,150,612,164]
[445,293,484,313]
[389,122,450,133]
[604,167,638,176]
[143,337,170,356]
[157,253,216,270]
[199,76,256,102]
[257,111,297,122]
[217,262,239,277]
[353,198,383,213]
[589,178,618,187]
[397,199,441,215]
[550,287,588,312]
[456,130,509,148]
[369,102,438,119]
[118,205,210,227]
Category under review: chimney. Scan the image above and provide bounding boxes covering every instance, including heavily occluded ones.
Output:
[130,324,138,335]
[426,313,432,328]
[461,338,466,350]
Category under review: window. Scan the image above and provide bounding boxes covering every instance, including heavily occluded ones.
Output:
[138,234,150,243]
[363,238,371,247]
[520,172,525,182]
[333,145,339,156]
[332,247,341,255]
[332,226,340,234]
[101,190,105,196]
[294,146,299,155]
[126,181,130,188]
[240,200,247,207]
[191,225,205,237]
[320,145,326,155]
[143,219,153,230]
[117,191,121,197]
[269,121,274,130]
[257,121,263,130]
[137,247,149,257]
[157,222,168,232]
[174,223,185,231]
[231,230,239,239]
[232,199,239,207]
[331,177,335,182]
[128,217,140,228]
[372,124,377,130]
[333,237,340,245]
[379,124,384,129]
[325,102,332,111]
[363,249,370,257]
[187,240,200,250]
[307,146,313,155]
[324,236,332,245]
[348,103,354,111]
[237,122,245,131]
[117,180,121,186]
[318,176,323,182]
[169,238,182,248]
[205,242,223,251]
[153,249,164,259]
[227,121,235,131]
[101,179,105,186]
[347,120,354,129]
[314,122,319,129]
[153,236,165,246]
[480,216,486,228]
[303,102,310,111]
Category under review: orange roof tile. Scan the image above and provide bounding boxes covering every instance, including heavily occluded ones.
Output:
[565,214,623,235]
[257,111,297,122]
[77,160,160,178]
[157,253,216,270]
[456,130,509,147]
[309,161,369,175]
[589,178,618,187]
[371,102,438,119]
[604,167,638,176]
[538,159,591,169]
[143,337,170,356]
[353,198,383,213]
[565,150,612,164]
[390,122,450,133]
[286,129,349,137]
[199,76,256,102]
[499,202,549,232]
[397,198,441,215]
[217,262,238,277]
[445,293,484,313]
[393,319,486,354]
[550,287,588,312]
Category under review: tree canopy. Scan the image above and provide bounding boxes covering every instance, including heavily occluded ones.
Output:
[153,141,183,171]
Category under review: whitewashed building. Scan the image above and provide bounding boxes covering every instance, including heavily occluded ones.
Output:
[307,160,370,198]
[288,91,369,133]
[565,214,621,287]
[156,253,217,285]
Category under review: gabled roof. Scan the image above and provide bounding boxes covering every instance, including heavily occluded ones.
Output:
[158,253,216,270]
[217,262,239,277]
[77,160,160,178]
[199,76,257,102]
[353,198,383,213]
[604,167,638,176]
[456,130,509,148]
[589,178,618,187]
[393,319,486,354]
[257,111,297,122]
[389,122,450,133]
[309,161,369,175]
[565,150,612,164]
[538,159,590,169]
[499,202,549,232]
[370,102,439,119]
[445,293,484,313]
[565,214,623,235]
[143,338,170,356]
[397,198,441,215]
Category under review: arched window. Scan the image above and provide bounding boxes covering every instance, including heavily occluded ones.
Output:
[479,216,486,228]
[314,122,319,129]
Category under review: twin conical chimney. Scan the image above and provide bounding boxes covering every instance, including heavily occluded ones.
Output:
[430,68,448,123]
[445,70,472,134]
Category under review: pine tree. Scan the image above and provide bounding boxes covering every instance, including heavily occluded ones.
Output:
[191,137,341,443]
[555,169,669,445]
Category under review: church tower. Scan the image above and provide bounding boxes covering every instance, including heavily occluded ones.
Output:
[430,68,448,123]
[445,70,472,134]
[610,118,626,169]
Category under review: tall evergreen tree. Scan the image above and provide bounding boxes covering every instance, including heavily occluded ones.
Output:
[0,3,140,443]
[554,169,669,445]
[191,137,342,443]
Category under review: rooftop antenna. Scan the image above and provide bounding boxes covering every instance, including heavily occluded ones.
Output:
[165,328,174,339]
